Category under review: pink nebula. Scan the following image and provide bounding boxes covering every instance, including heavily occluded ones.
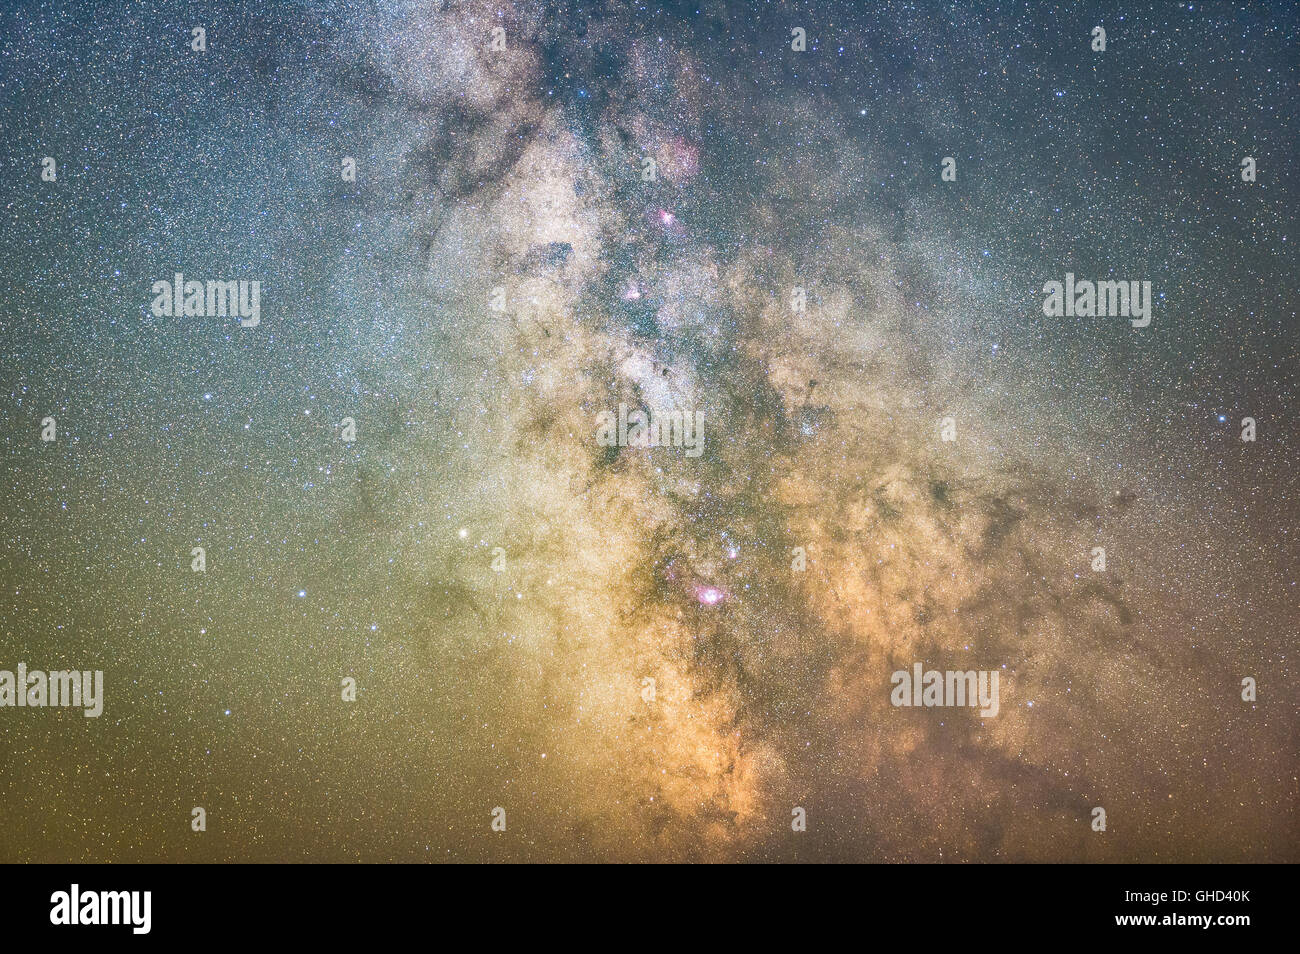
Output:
[695,585,725,606]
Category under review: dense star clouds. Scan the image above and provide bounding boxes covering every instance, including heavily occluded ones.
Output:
[0,1,1295,861]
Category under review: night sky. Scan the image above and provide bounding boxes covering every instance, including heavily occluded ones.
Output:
[0,0,1295,862]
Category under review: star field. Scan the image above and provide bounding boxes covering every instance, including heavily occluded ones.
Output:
[0,0,1295,862]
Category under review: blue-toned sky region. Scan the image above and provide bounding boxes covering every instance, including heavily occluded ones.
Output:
[0,1,1295,861]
